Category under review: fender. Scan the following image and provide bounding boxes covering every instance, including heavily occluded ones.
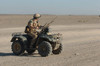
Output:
[38,34,58,43]
[39,35,53,42]
[11,36,28,45]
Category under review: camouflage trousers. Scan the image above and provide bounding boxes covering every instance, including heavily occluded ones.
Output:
[27,33,37,47]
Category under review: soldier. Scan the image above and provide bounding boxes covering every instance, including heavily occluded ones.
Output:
[25,13,41,48]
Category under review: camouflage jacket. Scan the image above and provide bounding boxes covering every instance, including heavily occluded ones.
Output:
[25,19,40,34]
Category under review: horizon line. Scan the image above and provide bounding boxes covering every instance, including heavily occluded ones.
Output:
[0,14,99,16]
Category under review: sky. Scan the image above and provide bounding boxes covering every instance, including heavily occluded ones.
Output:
[0,0,100,15]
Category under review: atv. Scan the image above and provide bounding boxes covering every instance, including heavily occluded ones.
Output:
[11,22,63,57]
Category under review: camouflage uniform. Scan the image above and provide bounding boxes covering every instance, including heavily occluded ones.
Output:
[25,19,40,47]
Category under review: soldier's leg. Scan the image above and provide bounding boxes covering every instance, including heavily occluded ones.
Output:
[30,34,37,48]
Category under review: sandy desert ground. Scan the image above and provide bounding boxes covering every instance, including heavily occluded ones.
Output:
[0,15,100,66]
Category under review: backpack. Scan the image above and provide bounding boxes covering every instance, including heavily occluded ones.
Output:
[25,26,30,33]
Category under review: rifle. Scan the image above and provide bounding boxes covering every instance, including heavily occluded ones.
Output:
[43,16,57,28]
[40,16,57,32]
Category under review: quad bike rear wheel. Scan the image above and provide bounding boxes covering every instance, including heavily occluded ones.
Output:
[11,41,25,55]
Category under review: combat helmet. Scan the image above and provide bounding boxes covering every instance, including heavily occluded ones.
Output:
[33,13,41,19]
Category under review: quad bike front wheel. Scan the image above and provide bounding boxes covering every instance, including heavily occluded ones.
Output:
[38,41,52,57]
[52,43,62,54]
[11,41,25,55]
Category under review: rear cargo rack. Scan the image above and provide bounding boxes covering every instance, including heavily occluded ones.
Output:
[12,32,26,36]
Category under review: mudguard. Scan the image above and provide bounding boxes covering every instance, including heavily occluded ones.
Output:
[11,36,28,45]
[39,34,56,42]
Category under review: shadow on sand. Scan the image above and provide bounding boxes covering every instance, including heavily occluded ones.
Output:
[0,52,41,57]
[0,52,14,56]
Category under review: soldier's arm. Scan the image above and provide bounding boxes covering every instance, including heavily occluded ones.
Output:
[37,23,43,29]
[28,20,33,28]
[25,20,33,33]
[37,23,40,27]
